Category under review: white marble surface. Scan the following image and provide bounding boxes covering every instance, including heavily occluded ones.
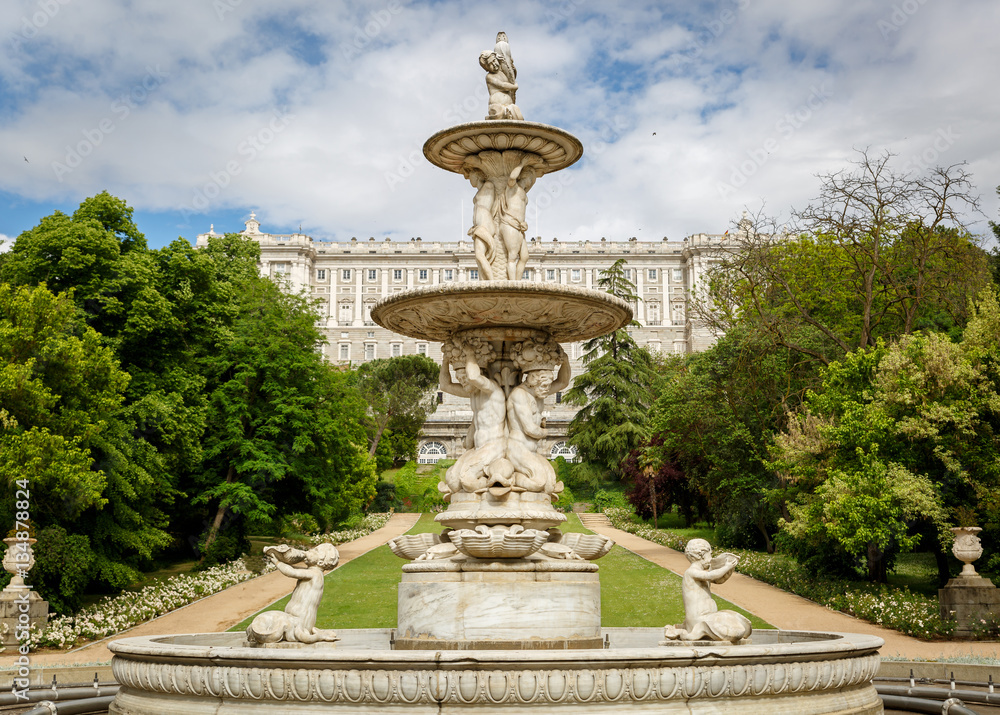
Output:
[397,570,601,644]
[108,629,885,714]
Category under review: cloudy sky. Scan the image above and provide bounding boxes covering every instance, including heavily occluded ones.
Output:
[1,0,998,251]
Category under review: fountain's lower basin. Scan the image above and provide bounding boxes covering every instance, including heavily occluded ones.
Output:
[108,628,883,714]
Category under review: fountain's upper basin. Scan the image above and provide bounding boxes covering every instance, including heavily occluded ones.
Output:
[370,281,632,343]
[109,628,884,714]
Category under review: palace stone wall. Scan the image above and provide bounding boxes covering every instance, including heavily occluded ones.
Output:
[196,216,733,463]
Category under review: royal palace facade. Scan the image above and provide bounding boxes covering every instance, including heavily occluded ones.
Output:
[196,215,731,464]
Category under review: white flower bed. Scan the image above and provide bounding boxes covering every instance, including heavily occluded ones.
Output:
[22,558,266,650]
[309,512,391,545]
[10,513,394,651]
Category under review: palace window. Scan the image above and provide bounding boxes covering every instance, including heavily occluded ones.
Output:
[549,441,578,462]
[417,343,428,355]
[368,269,377,281]
[522,269,532,280]
[393,269,403,281]
[672,268,683,283]
[469,269,479,280]
[647,303,661,326]
[272,262,289,276]
[547,269,555,280]
[418,441,448,464]
[444,269,453,281]
[339,344,350,360]
[648,269,657,280]
[364,343,375,361]
[342,269,352,281]
[391,343,402,357]
[571,269,581,281]
[419,269,428,281]
[316,269,326,280]
[339,302,352,323]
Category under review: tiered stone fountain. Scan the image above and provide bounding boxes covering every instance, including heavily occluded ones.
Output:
[107,33,884,714]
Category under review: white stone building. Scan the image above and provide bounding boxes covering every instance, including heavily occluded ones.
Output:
[196,215,731,464]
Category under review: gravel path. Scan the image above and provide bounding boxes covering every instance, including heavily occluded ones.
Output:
[586,521,1000,662]
[4,512,997,671]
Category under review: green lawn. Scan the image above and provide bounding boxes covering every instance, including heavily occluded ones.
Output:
[231,513,771,633]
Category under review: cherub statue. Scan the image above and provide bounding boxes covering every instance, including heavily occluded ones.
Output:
[246,543,340,645]
[480,37,523,121]
[662,538,752,644]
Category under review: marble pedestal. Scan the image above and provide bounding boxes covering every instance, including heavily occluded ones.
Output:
[0,588,48,647]
[939,575,1000,638]
[397,561,602,649]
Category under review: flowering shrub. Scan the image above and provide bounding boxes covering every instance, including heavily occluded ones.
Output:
[603,507,955,639]
[9,513,395,651]
[309,512,391,545]
[24,558,268,650]
[969,612,1000,640]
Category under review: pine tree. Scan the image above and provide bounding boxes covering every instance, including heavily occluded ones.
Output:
[564,259,658,475]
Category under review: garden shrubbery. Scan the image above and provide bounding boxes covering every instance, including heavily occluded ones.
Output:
[604,506,956,639]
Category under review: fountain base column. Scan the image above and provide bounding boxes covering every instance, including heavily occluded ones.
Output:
[396,562,602,650]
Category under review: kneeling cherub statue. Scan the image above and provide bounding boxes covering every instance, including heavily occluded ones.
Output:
[662,538,752,644]
[246,543,340,645]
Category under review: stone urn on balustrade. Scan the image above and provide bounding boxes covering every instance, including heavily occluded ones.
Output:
[940,525,1000,638]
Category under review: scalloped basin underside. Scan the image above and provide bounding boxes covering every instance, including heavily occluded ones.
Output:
[108,628,884,714]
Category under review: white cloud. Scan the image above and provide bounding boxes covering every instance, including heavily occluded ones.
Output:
[0,233,11,252]
[0,0,997,245]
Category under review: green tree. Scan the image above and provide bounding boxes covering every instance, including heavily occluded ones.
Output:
[197,277,376,554]
[646,330,804,551]
[773,321,999,582]
[700,152,990,368]
[565,259,658,475]
[0,283,173,604]
[355,354,439,462]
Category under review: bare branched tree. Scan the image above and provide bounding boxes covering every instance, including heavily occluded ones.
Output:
[693,150,989,366]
